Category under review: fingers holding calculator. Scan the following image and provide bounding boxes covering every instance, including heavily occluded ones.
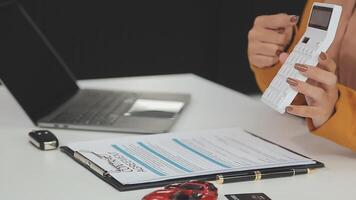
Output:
[248,14,298,68]
[286,52,339,128]
[261,3,342,114]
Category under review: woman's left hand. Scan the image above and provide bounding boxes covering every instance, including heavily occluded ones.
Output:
[285,52,339,128]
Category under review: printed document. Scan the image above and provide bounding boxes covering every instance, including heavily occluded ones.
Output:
[67,128,315,185]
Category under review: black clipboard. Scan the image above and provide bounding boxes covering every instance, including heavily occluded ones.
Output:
[60,132,324,191]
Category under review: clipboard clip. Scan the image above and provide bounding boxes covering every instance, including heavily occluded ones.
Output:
[74,151,109,177]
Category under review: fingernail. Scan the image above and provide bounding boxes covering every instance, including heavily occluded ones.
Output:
[286,106,293,112]
[290,15,299,23]
[276,50,282,56]
[319,52,327,60]
[287,77,298,87]
[294,64,308,72]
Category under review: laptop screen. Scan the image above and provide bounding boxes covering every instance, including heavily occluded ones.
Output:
[0,2,79,122]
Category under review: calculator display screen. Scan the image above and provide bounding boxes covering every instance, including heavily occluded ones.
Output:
[308,6,333,30]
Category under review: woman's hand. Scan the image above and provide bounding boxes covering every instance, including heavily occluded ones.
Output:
[286,52,339,128]
[248,14,298,68]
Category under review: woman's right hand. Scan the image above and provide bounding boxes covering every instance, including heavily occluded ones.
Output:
[248,14,298,68]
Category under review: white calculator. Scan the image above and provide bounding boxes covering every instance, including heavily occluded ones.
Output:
[261,3,342,113]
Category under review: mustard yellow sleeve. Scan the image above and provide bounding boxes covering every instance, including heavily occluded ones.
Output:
[250,63,282,92]
[309,85,356,151]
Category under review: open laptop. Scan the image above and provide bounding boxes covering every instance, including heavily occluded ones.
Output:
[0,1,190,134]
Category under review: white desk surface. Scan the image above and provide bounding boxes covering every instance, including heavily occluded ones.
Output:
[0,74,355,200]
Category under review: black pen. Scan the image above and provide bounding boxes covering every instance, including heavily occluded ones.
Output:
[216,168,312,184]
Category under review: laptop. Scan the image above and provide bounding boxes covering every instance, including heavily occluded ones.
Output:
[0,2,190,134]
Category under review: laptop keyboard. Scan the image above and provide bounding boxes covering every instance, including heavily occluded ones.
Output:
[51,90,135,126]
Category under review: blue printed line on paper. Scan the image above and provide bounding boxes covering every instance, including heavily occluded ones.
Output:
[172,138,231,168]
[137,142,193,173]
[112,144,166,176]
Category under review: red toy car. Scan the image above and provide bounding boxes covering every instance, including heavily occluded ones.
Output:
[142,180,218,200]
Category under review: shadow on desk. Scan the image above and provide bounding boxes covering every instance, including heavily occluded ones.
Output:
[291,133,356,159]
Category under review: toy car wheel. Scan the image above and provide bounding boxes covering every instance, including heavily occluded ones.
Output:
[191,192,202,200]
[172,192,191,200]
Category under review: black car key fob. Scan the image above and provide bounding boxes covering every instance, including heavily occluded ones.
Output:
[29,130,59,150]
